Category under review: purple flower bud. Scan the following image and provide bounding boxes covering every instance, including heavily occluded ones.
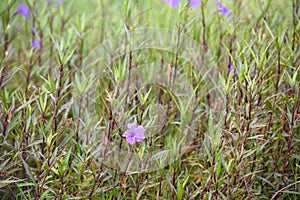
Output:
[229,64,239,75]
[14,3,30,19]
[215,0,231,18]
[122,123,145,145]
[30,39,41,50]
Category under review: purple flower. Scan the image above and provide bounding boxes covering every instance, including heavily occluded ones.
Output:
[14,3,30,19]
[122,123,145,145]
[164,0,199,8]
[189,0,200,8]
[215,0,231,18]
[229,64,239,75]
[164,0,179,8]
[30,39,40,50]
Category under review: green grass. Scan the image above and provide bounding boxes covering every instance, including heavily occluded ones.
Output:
[0,0,300,199]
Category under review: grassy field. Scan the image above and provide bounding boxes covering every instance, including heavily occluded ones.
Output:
[0,0,300,199]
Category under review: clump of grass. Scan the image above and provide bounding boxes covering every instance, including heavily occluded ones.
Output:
[0,0,299,199]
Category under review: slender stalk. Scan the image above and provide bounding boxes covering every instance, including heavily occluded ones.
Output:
[282,85,298,174]
[291,0,297,53]
[200,1,207,53]
[266,46,281,133]
[3,7,10,59]
[52,62,64,132]
[49,15,54,74]
[158,172,163,199]
[171,165,177,200]
[38,29,43,66]
[89,105,114,198]
[125,49,132,111]
[0,4,10,89]
[224,35,235,127]
[1,110,11,143]
[75,96,83,144]
[270,180,300,200]
[99,149,134,193]
[173,20,183,84]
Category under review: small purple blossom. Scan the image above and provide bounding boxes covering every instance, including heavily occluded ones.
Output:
[189,0,200,8]
[164,0,179,8]
[164,0,199,8]
[14,3,30,19]
[30,39,41,50]
[214,0,231,18]
[229,64,239,75]
[122,123,145,145]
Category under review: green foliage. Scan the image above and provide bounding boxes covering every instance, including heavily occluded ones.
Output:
[0,0,300,199]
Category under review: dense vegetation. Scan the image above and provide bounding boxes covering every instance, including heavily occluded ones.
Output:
[0,0,299,199]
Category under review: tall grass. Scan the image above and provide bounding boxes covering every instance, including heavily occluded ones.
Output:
[0,0,299,199]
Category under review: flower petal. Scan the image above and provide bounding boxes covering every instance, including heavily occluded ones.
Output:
[123,123,145,144]
[135,126,145,134]
[215,0,231,18]
[30,39,40,50]
[122,130,131,137]
[171,0,179,8]
[14,3,30,19]
[126,136,135,145]
[127,122,136,129]
[135,133,145,142]
[189,0,200,8]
